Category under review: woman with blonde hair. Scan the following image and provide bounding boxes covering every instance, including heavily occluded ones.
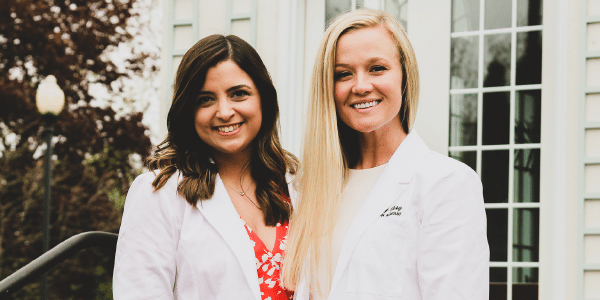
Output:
[113,34,297,299]
[283,9,489,300]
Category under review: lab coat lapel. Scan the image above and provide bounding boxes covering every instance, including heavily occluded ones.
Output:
[196,175,261,300]
[329,131,430,296]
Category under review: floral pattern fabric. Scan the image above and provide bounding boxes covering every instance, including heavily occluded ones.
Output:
[243,221,294,300]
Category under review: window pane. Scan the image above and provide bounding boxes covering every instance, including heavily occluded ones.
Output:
[385,0,408,29]
[513,267,539,300]
[515,90,541,143]
[487,208,508,261]
[450,93,478,146]
[452,0,480,32]
[450,151,477,171]
[484,33,511,87]
[514,149,541,203]
[516,31,542,85]
[451,36,479,89]
[513,208,540,262]
[517,0,543,26]
[490,267,508,300]
[482,150,509,203]
[491,267,508,283]
[326,0,352,26]
[483,92,510,145]
[485,0,512,30]
[358,0,381,9]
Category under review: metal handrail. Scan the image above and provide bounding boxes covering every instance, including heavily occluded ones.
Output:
[0,231,118,296]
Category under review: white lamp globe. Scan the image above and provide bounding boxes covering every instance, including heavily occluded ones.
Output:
[36,75,65,115]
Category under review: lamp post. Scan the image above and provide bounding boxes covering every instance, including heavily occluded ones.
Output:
[35,75,65,300]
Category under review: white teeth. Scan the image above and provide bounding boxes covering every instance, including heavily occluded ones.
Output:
[353,101,379,109]
[217,123,241,133]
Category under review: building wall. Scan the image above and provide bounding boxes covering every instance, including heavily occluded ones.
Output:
[538,0,580,298]
[581,0,600,298]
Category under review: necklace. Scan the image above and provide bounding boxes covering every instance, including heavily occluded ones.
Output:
[221,162,260,209]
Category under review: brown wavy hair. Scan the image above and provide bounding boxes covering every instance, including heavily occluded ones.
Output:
[147,34,298,226]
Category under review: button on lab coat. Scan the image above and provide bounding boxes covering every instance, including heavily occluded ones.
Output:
[295,131,489,300]
[113,171,294,300]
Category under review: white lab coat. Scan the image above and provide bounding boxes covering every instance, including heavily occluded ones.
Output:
[113,171,294,300]
[295,131,489,300]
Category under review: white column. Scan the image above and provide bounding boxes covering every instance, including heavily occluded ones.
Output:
[408,0,451,155]
[276,0,308,156]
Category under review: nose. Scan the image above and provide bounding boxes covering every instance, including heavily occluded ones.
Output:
[215,98,235,120]
[351,72,373,95]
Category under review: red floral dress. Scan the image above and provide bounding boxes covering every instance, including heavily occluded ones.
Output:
[243,221,294,300]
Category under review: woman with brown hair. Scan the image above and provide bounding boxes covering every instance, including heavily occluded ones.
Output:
[282,9,488,300]
[113,34,297,300]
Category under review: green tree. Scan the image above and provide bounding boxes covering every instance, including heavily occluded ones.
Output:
[0,0,153,298]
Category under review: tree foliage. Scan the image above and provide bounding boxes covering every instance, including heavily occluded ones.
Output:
[0,0,153,298]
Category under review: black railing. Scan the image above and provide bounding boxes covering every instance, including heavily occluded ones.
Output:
[0,231,118,296]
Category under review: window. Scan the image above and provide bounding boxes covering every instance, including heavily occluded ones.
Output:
[449,0,543,299]
[325,0,408,28]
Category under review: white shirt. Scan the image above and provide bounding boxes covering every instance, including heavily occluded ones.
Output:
[113,171,296,300]
[315,164,387,299]
[295,130,489,300]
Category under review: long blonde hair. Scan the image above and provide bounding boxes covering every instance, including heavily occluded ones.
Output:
[282,9,419,294]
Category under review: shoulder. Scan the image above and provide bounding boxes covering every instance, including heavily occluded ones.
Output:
[130,170,181,194]
[125,170,187,213]
[416,151,480,187]
[409,151,484,211]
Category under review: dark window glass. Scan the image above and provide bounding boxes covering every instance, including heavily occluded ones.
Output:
[513,267,539,300]
[483,92,510,145]
[450,151,477,171]
[515,90,541,143]
[513,208,540,262]
[452,0,480,32]
[490,267,508,300]
[482,150,509,203]
[485,0,512,30]
[450,93,478,146]
[486,208,508,261]
[514,149,541,203]
[517,0,543,27]
[490,267,507,283]
[451,36,479,89]
[516,31,542,85]
[484,34,511,87]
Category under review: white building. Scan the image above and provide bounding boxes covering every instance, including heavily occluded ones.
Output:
[158,0,600,299]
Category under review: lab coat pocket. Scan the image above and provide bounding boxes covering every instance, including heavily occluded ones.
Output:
[347,224,408,298]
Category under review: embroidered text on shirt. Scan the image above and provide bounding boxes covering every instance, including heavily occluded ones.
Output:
[380,205,402,217]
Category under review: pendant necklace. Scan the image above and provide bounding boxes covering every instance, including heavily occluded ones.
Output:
[222,162,260,209]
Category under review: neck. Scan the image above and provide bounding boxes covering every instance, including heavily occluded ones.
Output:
[213,151,253,181]
[354,122,407,170]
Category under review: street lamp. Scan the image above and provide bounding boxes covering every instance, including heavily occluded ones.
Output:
[35,75,64,300]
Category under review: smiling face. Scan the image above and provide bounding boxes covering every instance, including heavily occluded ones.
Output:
[194,60,262,158]
[334,26,405,135]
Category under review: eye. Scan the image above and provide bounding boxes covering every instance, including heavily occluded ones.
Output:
[231,89,250,100]
[197,95,214,106]
[334,71,352,81]
[371,65,387,73]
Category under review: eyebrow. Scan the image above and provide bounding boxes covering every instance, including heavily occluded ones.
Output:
[335,57,389,68]
[198,84,252,95]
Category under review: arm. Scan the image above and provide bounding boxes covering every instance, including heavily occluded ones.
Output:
[113,173,181,300]
[417,164,489,300]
